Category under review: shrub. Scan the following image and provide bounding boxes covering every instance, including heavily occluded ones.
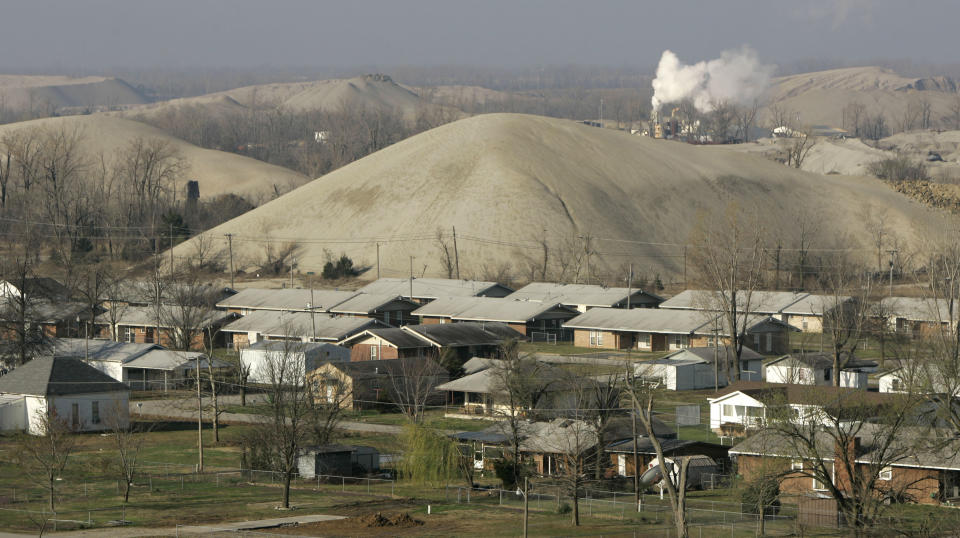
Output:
[493,459,533,491]
[322,254,359,279]
[556,502,572,514]
[868,156,929,182]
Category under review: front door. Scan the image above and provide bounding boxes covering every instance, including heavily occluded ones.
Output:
[71,403,79,429]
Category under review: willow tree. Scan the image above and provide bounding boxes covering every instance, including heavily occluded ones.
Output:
[399,423,465,487]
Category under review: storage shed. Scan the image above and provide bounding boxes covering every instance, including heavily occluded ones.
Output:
[297,444,380,478]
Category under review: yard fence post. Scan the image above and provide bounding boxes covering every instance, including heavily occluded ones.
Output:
[180,475,184,490]
[317,475,320,489]
[342,477,345,491]
[467,487,470,503]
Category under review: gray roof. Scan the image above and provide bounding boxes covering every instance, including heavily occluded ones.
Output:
[413,296,575,323]
[563,307,717,335]
[402,322,523,347]
[660,290,813,314]
[32,301,91,323]
[731,424,960,472]
[340,328,432,349]
[221,310,380,341]
[328,293,417,315]
[0,356,128,396]
[0,277,72,301]
[245,340,347,361]
[94,305,234,330]
[884,296,958,323]
[780,294,851,316]
[106,280,236,306]
[216,287,358,312]
[766,353,877,371]
[50,338,210,371]
[435,368,499,393]
[508,282,663,308]
[658,346,764,365]
[358,278,513,299]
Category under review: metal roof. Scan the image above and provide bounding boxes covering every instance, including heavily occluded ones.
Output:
[221,310,379,341]
[563,307,718,335]
[508,282,663,307]
[660,290,811,314]
[0,357,128,396]
[245,340,347,360]
[50,338,161,363]
[402,322,523,347]
[94,305,234,330]
[766,353,877,371]
[884,296,958,322]
[657,346,764,365]
[358,278,512,299]
[340,328,432,349]
[412,296,574,323]
[216,288,358,312]
[328,293,417,315]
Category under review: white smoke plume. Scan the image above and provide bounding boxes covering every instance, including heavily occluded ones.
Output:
[651,47,774,113]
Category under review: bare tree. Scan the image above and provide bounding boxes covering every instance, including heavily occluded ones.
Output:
[818,255,872,387]
[786,129,816,169]
[689,205,766,382]
[105,402,147,503]
[843,102,867,138]
[767,103,794,131]
[0,257,50,368]
[16,407,80,512]
[387,356,443,424]
[435,228,456,279]
[582,371,622,480]
[734,100,760,143]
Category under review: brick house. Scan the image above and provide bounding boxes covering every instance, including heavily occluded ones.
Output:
[93,306,236,350]
[412,297,578,339]
[731,425,960,505]
[660,290,850,334]
[218,310,384,349]
[563,307,794,353]
[400,322,525,362]
[338,328,434,361]
[306,357,448,410]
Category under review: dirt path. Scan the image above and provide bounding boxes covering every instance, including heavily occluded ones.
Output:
[0,513,346,537]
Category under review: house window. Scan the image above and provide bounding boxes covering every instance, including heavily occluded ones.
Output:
[766,333,773,352]
[814,462,834,491]
[824,368,832,382]
[879,466,893,481]
[383,312,391,325]
[91,401,100,424]
[71,403,79,429]
[791,460,803,472]
[890,378,903,391]
[802,319,809,330]
[671,334,689,349]
[637,334,651,349]
[370,346,379,360]
[124,327,134,343]
[590,330,603,347]
[396,311,403,325]
[753,333,761,349]
[722,404,734,417]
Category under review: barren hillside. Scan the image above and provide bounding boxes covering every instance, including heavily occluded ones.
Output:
[0,75,148,115]
[170,113,948,281]
[0,115,307,201]
[765,66,960,130]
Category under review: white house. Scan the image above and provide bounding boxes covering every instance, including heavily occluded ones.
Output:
[635,347,764,391]
[240,340,350,384]
[764,353,875,389]
[0,357,129,435]
[707,382,892,434]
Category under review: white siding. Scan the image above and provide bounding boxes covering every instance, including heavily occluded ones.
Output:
[766,364,823,385]
[86,360,124,383]
[40,392,129,435]
[709,392,765,429]
[0,395,27,431]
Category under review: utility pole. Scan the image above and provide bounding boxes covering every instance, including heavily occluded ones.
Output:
[887,249,898,296]
[290,257,295,288]
[523,476,529,538]
[309,288,317,342]
[196,361,204,473]
[774,241,782,290]
[409,256,414,299]
[626,263,633,309]
[712,323,720,391]
[452,226,460,280]
[682,246,687,288]
[169,222,175,273]
[225,234,235,289]
[376,242,381,279]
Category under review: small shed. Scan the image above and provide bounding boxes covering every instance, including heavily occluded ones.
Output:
[297,444,380,478]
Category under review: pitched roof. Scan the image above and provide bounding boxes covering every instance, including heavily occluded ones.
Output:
[508,282,663,308]
[49,338,210,371]
[412,296,575,323]
[358,278,512,299]
[94,305,234,329]
[221,310,381,341]
[328,293,417,315]
[322,357,446,379]
[402,322,523,347]
[563,307,717,334]
[659,290,837,315]
[708,381,892,407]
[766,353,877,371]
[0,356,128,396]
[216,288,358,312]
[106,281,236,306]
[884,296,958,323]
[658,346,764,365]
[340,327,432,349]
[245,340,347,359]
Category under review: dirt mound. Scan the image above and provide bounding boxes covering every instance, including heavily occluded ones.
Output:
[356,512,423,528]
[172,113,951,280]
[891,180,960,212]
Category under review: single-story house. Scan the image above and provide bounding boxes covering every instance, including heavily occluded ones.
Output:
[216,288,358,316]
[357,277,514,304]
[563,307,794,354]
[635,347,764,390]
[0,277,73,302]
[765,353,876,389]
[307,357,448,410]
[606,438,730,479]
[0,357,129,434]
[731,424,960,505]
[507,282,663,312]
[327,293,420,326]
[103,280,236,309]
[884,296,958,337]
[338,328,434,361]
[219,310,384,349]
[400,322,525,361]
[659,290,849,333]
[32,300,97,338]
[93,306,237,350]
[48,338,232,391]
[297,444,380,478]
[707,382,894,436]
[241,340,351,384]
[412,297,578,339]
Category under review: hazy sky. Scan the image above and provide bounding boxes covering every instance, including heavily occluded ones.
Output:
[3,0,956,73]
